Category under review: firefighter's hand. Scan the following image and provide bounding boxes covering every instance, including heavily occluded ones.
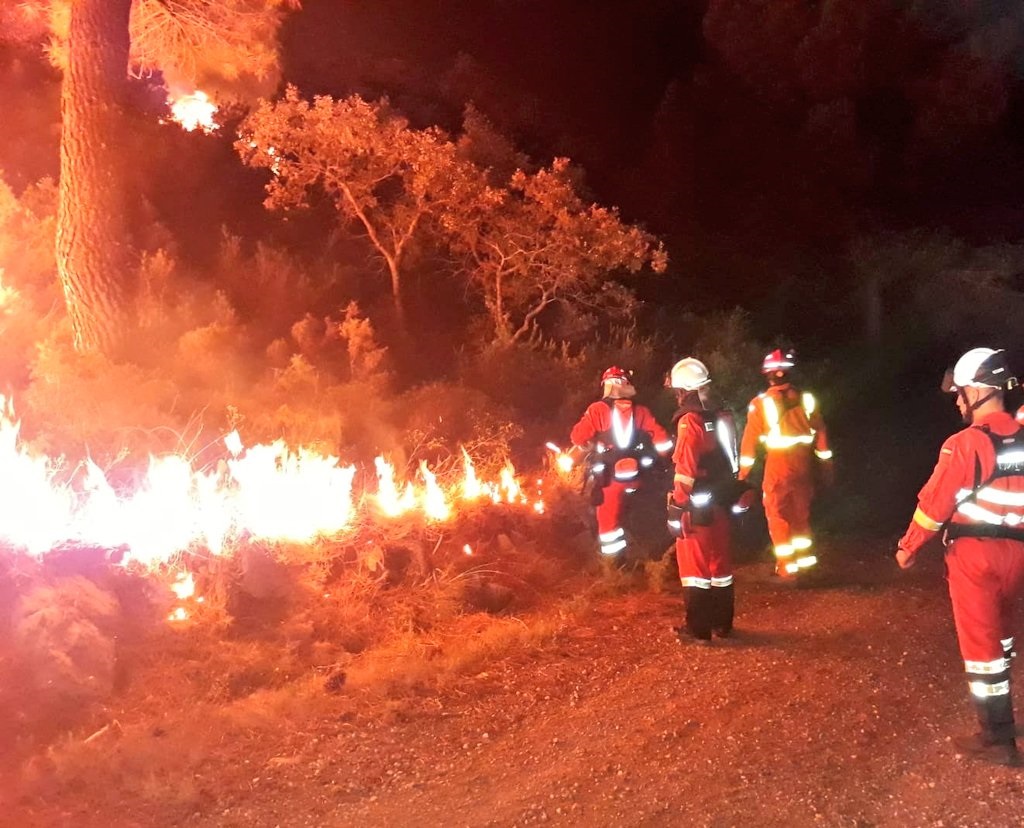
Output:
[667,491,687,509]
[666,493,688,539]
[895,545,916,570]
[734,488,759,513]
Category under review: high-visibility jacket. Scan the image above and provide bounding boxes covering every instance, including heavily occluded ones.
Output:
[738,384,832,482]
[571,398,672,484]
[899,410,1024,555]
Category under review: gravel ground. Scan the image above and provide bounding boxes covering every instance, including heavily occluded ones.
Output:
[9,545,1024,827]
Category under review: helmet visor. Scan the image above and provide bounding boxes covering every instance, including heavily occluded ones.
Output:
[941,368,957,393]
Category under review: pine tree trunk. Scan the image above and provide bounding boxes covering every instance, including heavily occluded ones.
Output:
[55,0,134,356]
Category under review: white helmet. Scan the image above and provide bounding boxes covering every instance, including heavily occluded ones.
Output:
[951,347,1011,390]
[668,358,711,391]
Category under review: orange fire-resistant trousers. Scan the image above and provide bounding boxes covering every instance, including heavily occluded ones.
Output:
[946,537,1024,664]
[596,479,633,536]
[763,450,816,572]
[674,507,733,585]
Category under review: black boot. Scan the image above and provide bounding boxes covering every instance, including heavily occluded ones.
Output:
[711,582,735,638]
[677,586,713,644]
[956,681,1020,767]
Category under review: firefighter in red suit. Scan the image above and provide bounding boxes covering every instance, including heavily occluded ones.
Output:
[569,366,673,560]
[896,347,1024,766]
[739,349,833,579]
[665,358,755,643]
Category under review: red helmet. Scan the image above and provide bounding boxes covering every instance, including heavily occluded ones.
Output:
[601,366,633,385]
[761,348,796,376]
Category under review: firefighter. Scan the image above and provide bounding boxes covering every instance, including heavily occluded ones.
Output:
[738,349,833,579]
[568,366,673,560]
[896,348,1024,766]
[666,358,754,643]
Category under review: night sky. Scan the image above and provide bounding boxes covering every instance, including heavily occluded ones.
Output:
[277,1,1024,332]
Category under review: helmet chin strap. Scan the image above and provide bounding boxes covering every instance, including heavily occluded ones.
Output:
[676,389,704,410]
[959,387,998,422]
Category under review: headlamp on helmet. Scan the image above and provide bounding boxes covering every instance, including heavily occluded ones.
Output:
[761,348,796,376]
[601,366,633,386]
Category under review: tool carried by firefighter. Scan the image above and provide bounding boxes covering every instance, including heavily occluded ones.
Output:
[738,348,832,579]
[896,348,1024,766]
[665,357,755,643]
[567,366,673,561]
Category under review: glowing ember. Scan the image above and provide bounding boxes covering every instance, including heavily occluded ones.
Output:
[463,543,473,556]
[168,607,188,623]
[168,90,218,133]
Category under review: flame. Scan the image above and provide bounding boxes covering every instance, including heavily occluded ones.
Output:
[374,456,416,517]
[167,90,218,133]
[419,461,450,521]
[546,442,574,475]
[0,269,19,312]
[224,430,243,456]
[0,397,549,576]
[499,464,522,503]
[170,571,195,600]
[461,448,483,500]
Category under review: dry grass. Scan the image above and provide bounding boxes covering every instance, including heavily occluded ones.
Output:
[7,505,603,815]
[16,572,597,815]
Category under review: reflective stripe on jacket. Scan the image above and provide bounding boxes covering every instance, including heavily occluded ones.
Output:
[900,411,1024,554]
[738,384,831,477]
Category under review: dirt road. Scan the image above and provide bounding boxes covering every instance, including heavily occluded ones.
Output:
[11,548,1024,827]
